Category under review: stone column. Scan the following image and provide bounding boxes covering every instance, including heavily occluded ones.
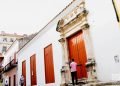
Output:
[82,24,97,81]
[59,34,71,85]
[58,37,68,85]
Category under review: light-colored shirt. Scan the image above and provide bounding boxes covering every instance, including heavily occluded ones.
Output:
[20,76,24,84]
[70,61,77,72]
[5,80,8,85]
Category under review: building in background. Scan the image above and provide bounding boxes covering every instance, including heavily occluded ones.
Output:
[0,31,24,84]
[0,31,24,54]
[1,33,37,86]
[0,0,120,86]
[0,53,4,81]
[16,0,120,85]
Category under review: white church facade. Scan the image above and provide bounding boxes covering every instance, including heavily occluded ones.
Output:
[16,0,120,86]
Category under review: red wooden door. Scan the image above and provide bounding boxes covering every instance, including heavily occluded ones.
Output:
[9,77,11,86]
[30,54,37,85]
[44,44,55,84]
[22,60,26,86]
[13,75,16,86]
[67,30,87,79]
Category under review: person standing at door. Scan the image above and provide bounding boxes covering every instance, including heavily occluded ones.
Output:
[70,59,78,85]
[19,75,24,86]
[5,79,8,86]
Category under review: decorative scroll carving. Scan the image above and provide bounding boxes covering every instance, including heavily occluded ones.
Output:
[58,38,65,43]
[81,23,90,29]
[56,9,89,32]
[56,19,64,32]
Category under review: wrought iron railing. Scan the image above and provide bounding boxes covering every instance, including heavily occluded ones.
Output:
[3,59,17,72]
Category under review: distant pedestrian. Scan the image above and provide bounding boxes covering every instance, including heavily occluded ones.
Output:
[70,59,78,85]
[19,75,24,86]
[5,80,8,86]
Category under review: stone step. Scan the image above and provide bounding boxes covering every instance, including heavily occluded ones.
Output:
[82,81,120,86]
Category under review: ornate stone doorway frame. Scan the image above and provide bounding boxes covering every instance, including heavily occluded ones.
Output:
[57,1,96,84]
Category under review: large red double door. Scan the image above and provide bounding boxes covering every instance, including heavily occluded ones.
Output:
[67,30,87,79]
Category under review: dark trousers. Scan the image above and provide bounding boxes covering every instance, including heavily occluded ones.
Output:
[21,83,24,86]
[71,71,78,85]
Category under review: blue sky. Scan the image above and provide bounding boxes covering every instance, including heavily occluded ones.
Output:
[0,0,72,35]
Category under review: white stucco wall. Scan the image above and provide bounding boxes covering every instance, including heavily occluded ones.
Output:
[3,68,18,86]
[3,40,19,86]
[86,0,120,82]
[0,36,17,53]
[3,40,19,66]
[17,0,120,85]
[17,0,83,86]
[17,25,64,86]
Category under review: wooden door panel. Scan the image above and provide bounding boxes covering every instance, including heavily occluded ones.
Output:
[30,57,33,85]
[13,75,16,86]
[30,54,37,85]
[22,60,26,86]
[33,55,37,85]
[68,35,81,78]
[67,30,87,79]
[9,77,11,86]
[44,44,55,84]
[76,32,87,78]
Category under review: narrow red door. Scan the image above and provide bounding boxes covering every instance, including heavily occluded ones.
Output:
[30,54,37,85]
[44,44,55,84]
[9,77,11,86]
[13,75,16,86]
[67,30,87,79]
[22,61,26,86]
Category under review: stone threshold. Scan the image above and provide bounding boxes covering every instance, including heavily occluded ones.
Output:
[61,79,120,86]
[85,81,120,86]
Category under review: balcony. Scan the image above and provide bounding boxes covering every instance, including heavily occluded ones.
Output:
[0,67,3,73]
[3,59,17,73]
[0,53,4,62]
